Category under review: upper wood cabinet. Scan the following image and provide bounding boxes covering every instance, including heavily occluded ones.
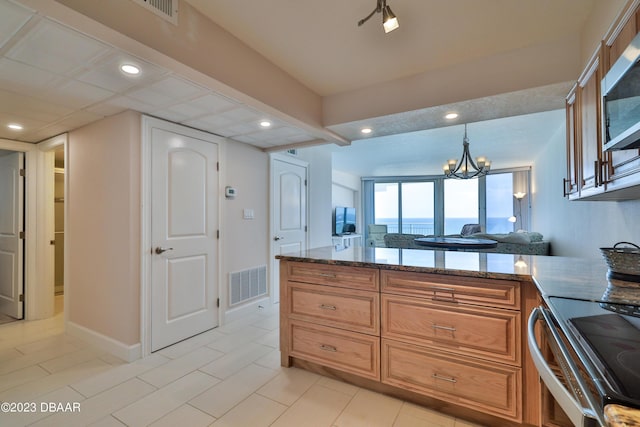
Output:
[564,2,640,200]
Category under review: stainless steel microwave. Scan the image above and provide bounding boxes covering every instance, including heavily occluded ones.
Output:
[602,31,640,151]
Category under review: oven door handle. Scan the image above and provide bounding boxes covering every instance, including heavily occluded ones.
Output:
[528,307,605,427]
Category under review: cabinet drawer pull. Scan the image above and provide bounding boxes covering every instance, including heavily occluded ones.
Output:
[318,273,337,278]
[432,373,457,383]
[320,344,337,352]
[319,304,337,310]
[432,324,456,332]
[428,287,457,303]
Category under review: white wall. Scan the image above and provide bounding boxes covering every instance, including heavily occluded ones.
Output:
[532,127,640,259]
[295,145,333,248]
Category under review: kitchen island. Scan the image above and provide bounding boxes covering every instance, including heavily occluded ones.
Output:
[277,246,640,427]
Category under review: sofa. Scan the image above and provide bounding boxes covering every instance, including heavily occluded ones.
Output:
[383,231,550,255]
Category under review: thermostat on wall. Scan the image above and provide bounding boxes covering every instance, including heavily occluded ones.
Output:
[225,186,237,198]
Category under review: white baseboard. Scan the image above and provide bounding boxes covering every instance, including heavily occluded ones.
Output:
[223,296,275,324]
[66,321,141,362]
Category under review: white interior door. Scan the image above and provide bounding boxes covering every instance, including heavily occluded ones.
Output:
[151,127,219,351]
[271,156,308,304]
[0,152,24,319]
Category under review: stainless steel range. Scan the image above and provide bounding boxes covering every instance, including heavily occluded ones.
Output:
[528,273,640,427]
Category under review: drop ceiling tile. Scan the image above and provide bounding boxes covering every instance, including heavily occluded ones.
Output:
[43,80,114,109]
[0,58,64,97]
[6,18,110,75]
[0,89,72,122]
[188,93,240,113]
[184,114,236,131]
[0,0,34,49]
[126,76,206,106]
[53,110,104,129]
[85,102,128,117]
[75,51,168,92]
[223,122,262,136]
[101,95,156,114]
[219,106,262,123]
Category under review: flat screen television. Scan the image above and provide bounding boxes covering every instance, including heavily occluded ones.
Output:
[334,206,356,235]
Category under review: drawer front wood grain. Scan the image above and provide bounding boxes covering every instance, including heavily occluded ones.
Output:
[289,320,380,380]
[381,295,520,364]
[286,262,379,291]
[381,270,520,309]
[382,339,521,422]
[289,283,379,335]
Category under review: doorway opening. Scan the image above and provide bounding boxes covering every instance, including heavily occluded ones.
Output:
[53,147,65,315]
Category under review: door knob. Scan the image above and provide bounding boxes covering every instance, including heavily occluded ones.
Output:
[155,246,174,254]
[274,236,284,241]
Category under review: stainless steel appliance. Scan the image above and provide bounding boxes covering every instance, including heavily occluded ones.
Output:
[528,279,640,427]
[602,31,640,151]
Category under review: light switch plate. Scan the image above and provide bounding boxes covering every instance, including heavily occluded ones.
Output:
[243,208,254,219]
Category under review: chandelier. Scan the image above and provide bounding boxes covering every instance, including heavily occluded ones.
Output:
[443,124,491,179]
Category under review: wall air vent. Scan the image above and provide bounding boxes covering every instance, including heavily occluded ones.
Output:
[287,149,298,156]
[130,0,178,25]
[229,265,267,306]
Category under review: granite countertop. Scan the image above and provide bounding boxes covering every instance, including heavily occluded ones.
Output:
[277,246,640,426]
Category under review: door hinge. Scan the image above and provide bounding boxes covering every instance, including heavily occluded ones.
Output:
[217,230,220,239]
[305,226,308,232]
[19,169,25,177]
[19,294,23,302]
[304,179,307,186]
[216,298,220,307]
[217,162,219,171]
[19,231,25,239]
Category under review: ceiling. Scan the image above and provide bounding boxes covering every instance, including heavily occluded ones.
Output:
[0,0,599,173]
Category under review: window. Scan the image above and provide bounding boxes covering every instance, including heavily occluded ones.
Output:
[486,173,514,233]
[444,179,478,235]
[364,169,529,239]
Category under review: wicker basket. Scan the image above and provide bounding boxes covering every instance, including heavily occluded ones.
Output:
[600,242,640,277]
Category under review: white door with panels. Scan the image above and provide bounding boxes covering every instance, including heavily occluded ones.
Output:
[150,126,219,351]
[0,152,24,319]
[271,155,308,304]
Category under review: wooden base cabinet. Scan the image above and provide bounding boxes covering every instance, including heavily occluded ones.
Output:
[280,260,537,426]
[382,339,521,421]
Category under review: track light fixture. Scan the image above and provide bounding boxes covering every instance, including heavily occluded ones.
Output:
[358,0,399,33]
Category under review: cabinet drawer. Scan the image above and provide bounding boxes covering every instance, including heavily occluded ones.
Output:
[381,270,520,309]
[289,320,380,380]
[381,295,520,364]
[382,339,521,422]
[289,283,379,335]
[285,262,379,291]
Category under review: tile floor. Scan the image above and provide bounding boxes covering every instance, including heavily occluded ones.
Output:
[0,298,484,427]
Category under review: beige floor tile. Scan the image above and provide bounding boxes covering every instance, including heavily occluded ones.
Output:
[256,329,280,348]
[454,418,486,427]
[148,404,215,427]
[0,359,111,401]
[252,313,280,331]
[393,402,456,427]
[316,376,360,396]
[87,415,127,426]
[333,388,403,427]
[0,386,85,427]
[189,363,279,418]
[71,353,168,398]
[158,329,226,359]
[270,384,353,427]
[31,378,155,427]
[138,346,224,387]
[0,347,23,363]
[0,339,83,376]
[206,325,270,353]
[0,364,50,393]
[112,371,219,427]
[199,341,273,379]
[216,313,266,334]
[257,367,320,406]
[39,347,107,374]
[254,348,284,370]
[212,393,287,427]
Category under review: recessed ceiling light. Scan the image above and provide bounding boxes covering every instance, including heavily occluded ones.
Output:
[361,128,372,134]
[260,120,272,128]
[445,113,459,120]
[120,64,140,75]
[8,123,23,130]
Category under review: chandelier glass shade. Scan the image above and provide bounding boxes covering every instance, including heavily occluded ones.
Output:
[443,124,490,179]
